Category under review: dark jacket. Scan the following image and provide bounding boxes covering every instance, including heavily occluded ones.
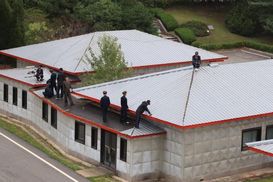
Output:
[100,96,110,110]
[57,72,65,84]
[121,96,128,110]
[192,55,201,65]
[50,72,57,82]
[36,68,43,77]
[136,101,151,115]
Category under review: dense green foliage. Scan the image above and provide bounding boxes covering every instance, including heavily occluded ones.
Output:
[0,0,25,49]
[175,27,196,44]
[81,35,131,85]
[180,20,209,37]
[155,10,178,31]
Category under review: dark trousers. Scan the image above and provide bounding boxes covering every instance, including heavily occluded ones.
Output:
[120,109,128,124]
[64,92,74,106]
[56,84,63,98]
[51,82,57,95]
[135,112,141,128]
[102,108,108,122]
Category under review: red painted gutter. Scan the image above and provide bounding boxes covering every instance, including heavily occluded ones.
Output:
[247,146,273,158]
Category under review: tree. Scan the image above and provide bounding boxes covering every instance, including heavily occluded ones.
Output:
[81,34,131,85]
[0,0,25,49]
[121,1,156,34]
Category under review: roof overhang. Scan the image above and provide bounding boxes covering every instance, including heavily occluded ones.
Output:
[247,139,273,157]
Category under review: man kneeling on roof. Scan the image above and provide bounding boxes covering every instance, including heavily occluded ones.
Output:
[135,100,152,129]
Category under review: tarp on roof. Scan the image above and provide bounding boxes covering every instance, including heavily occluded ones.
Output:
[0,30,226,74]
[247,139,273,157]
[73,59,273,128]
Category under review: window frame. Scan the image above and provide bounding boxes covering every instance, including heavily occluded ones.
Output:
[3,84,8,102]
[120,138,127,162]
[266,125,273,140]
[22,90,27,109]
[42,102,48,122]
[91,127,98,149]
[75,121,85,144]
[51,107,57,129]
[12,87,18,106]
[241,127,262,151]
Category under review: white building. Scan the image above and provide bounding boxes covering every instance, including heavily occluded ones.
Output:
[2,30,273,181]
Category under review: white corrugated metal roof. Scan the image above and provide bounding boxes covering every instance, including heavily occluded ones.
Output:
[73,59,273,127]
[0,67,50,86]
[0,30,226,74]
[247,140,273,157]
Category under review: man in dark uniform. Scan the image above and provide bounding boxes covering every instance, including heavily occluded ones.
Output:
[135,100,152,128]
[100,91,110,122]
[35,65,44,82]
[120,91,128,124]
[56,68,65,99]
[49,69,57,95]
[192,51,201,70]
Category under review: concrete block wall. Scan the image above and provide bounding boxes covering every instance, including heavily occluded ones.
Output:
[16,60,32,68]
[180,117,273,181]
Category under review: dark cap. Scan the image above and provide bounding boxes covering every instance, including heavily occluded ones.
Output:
[122,91,127,95]
[147,100,151,104]
[103,91,107,94]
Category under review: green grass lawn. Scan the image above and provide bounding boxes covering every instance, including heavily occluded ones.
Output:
[245,176,273,182]
[165,5,273,45]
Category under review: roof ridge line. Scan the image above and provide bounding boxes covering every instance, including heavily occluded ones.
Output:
[182,70,195,124]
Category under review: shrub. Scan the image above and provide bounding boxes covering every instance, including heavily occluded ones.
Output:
[175,28,196,45]
[155,10,178,31]
[225,0,258,36]
[180,21,209,37]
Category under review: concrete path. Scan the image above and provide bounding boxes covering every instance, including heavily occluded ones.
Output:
[0,128,89,182]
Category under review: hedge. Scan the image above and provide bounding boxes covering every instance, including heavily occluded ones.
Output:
[175,28,196,45]
[192,41,273,54]
[155,10,178,31]
[180,20,209,37]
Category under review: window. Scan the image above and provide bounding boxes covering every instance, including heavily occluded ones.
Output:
[91,127,98,149]
[241,127,261,151]
[12,87,18,106]
[4,84,8,102]
[22,90,27,109]
[42,102,48,122]
[75,121,85,144]
[120,138,127,162]
[51,107,57,129]
[266,125,273,140]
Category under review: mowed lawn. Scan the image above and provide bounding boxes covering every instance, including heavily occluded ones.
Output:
[165,6,273,45]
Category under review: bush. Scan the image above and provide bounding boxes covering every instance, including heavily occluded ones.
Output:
[155,10,178,31]
[225,0,258,36]
[180,21,209,37]
[175,28,196,45]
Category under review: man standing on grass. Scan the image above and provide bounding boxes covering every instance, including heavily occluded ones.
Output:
[100,91,110,123]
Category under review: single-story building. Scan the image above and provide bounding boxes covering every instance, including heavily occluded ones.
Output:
[0,30,226,75]
[1,59,273,181]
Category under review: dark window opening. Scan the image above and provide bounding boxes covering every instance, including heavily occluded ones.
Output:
[241,127,261,151]
[75,121,85,144]
[91,127,98,149]
[266,125,273,140]
[42,102,48,122]
[120,138,127,162]
[12,87,17,106]
[3,84,8,102]
[22,90,27,109]
[51,107,57,129]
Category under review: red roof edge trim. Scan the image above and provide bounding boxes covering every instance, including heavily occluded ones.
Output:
[72,92,182,128]
[0,73,46,88]
[0,51,81,76]
[247,146,273,158]
[30,90,165,139]
[73,92,273,130]
[0,51,227,76]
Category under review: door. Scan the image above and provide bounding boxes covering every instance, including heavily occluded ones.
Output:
[101,129,117,169]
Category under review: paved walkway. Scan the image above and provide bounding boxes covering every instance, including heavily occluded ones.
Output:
[0,127,89,182]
